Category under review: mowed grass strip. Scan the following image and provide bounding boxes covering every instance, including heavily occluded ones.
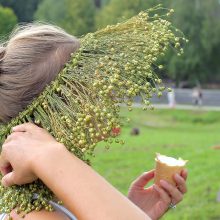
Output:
[91,108,220,220]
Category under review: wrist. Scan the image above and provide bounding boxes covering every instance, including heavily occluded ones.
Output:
[31,142,68,178]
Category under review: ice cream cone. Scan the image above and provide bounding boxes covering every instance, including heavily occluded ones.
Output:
[154,153,187,186]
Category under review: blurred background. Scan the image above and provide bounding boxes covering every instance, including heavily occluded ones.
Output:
[0,0,220,219]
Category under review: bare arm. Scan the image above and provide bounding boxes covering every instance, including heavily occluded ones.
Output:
[32,145,148,220]
[0,123,150,220]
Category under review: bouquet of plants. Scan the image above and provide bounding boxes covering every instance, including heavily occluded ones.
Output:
[0,5,186,215]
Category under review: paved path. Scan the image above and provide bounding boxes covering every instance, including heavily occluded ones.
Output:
[132,103,220,111]
[134,89,220,107]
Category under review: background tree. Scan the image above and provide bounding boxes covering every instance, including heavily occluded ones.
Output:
[96,0,220,85]
[35,0,95,36]
[100,0,110,7]
[94,0,101,8]
[164,0,220,85]
[0,6,17,38]
[200,0,220,83]
[96,0,151,28]
[1,0,220,86]
[0,0,42,22]
[95,0,171,28]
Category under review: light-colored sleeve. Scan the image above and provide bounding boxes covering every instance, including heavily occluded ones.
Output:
[8,210,70,220]
[0,214,7,220]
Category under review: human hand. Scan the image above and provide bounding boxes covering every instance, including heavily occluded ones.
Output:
[0,123,64,187]
[128,169,188,220]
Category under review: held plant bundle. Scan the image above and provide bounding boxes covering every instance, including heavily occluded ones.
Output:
[0,5,186,215]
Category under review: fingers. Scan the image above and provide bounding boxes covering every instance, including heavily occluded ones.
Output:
[131,170,155,188]
[153,170,188,207]
[1,172,16,187]
[4,132,22,144]
[0,149,11,174]
[12,123,38,133]
[174,173,187,194]
[160,180,183,204]
[153,184,171,206]
[181,169,188,181]
[3,124,33,146]
[0,164,12,176]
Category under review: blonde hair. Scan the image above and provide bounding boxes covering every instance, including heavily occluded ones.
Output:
[0,23,80,123]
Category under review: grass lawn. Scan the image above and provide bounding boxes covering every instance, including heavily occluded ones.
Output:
[90,107,220,220]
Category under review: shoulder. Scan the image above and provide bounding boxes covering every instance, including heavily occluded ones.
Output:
[8,209,70,220]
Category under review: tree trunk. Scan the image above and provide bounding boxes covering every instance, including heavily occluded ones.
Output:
[94,0,101,8]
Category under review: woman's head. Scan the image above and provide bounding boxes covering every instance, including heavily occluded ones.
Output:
[0,23,80,123]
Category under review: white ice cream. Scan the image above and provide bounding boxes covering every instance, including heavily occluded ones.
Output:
[156,154,186,166]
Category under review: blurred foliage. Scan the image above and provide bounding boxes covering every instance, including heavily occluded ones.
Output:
[0,0,41,22]
[96,0,150,28]
[96,0,170,28]
[94,0,101,8]
[100,0,110,6]
[0,5,17,38]
[1,0,220,85]
[165,0,220,86]
[96,0,220,86]
[35,0,95,36]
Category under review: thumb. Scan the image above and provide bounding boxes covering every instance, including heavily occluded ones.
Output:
[131,170,155,188]
[1,172,16,187]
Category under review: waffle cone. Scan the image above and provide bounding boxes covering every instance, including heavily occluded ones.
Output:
[154,154,187,186]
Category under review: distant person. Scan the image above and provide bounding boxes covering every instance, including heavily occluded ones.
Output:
[167,88,176,108]
[192,87,203,106]
[198,89,203,106]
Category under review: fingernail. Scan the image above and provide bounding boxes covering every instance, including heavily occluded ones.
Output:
[153,184,159,191]
[175,174,182,181]
[174,174,179,179]
[183,169,188,175]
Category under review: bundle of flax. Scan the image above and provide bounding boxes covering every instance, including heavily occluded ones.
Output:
[0,5,186,215]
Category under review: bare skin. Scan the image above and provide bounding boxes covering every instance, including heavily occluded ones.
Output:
[0,124,149,220]
[0,123,187,220]
[128,170,187,220]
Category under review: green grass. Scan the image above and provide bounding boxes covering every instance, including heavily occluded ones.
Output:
[90,108,220,220]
